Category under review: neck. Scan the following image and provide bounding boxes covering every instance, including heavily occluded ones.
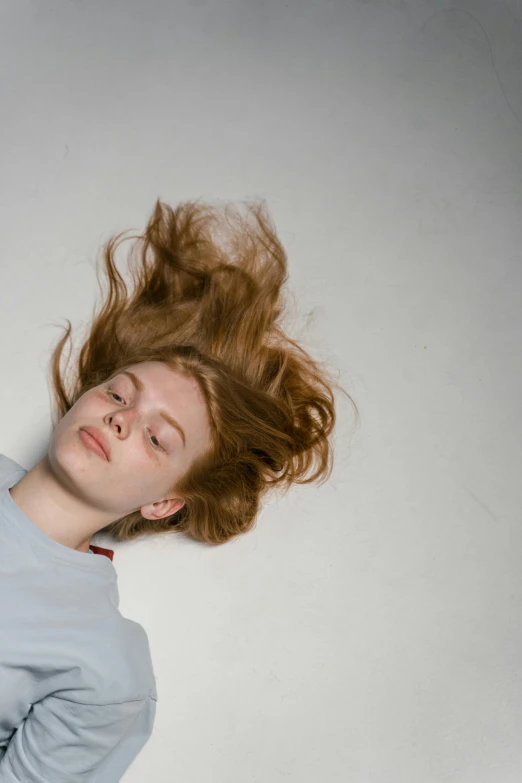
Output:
[8,456,110,553]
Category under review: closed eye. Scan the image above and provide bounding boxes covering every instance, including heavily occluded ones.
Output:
[106,390,165,452]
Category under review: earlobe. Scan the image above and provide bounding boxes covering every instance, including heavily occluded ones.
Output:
[141,497,185,520]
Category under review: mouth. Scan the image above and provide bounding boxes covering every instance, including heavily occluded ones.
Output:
[79,428,110,461]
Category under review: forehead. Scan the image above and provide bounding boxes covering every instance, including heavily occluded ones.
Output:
[121,362,210,422]
[122,361,194,389]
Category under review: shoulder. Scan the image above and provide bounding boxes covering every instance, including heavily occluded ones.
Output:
[84,614,158,704]
[0,453,27,488]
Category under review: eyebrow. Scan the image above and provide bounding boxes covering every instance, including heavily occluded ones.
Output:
[119,370,186,448]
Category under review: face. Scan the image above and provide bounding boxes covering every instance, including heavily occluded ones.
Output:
[48,361,213,521]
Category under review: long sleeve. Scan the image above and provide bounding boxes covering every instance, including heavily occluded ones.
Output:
[0,692,156,782]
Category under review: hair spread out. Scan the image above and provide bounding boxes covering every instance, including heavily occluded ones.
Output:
[48,198,358,545]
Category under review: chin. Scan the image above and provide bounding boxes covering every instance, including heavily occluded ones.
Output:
[47,426,96,482]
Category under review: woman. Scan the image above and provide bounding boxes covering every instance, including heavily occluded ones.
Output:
[0,198,357,781]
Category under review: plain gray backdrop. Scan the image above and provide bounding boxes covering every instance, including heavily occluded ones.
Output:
[0,1,521,781]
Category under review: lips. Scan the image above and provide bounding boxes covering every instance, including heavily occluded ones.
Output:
[79,427,111,461]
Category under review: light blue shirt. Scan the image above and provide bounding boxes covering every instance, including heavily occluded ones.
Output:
[0,454,157,781]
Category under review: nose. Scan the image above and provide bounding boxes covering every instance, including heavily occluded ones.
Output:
[106,407,140,436]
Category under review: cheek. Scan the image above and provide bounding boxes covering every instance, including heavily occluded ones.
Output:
[91,390,112,408]
[69,391,106,417]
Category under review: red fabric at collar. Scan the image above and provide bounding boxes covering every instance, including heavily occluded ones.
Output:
[89,544,114,561]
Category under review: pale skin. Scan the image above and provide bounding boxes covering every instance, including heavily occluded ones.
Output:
[9,361,213,553]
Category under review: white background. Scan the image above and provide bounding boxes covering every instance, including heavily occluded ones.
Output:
[1,0,521,781]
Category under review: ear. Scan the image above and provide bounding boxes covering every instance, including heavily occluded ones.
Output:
[140,496,185,520]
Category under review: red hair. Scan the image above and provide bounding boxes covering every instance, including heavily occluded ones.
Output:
[48,199,358,545]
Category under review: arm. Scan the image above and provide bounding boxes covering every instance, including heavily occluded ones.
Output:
[0,693,156,782]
